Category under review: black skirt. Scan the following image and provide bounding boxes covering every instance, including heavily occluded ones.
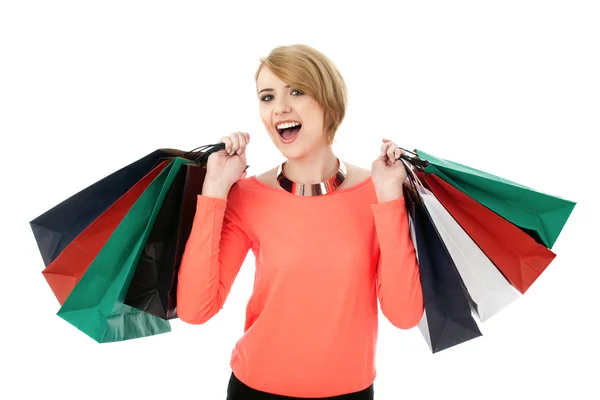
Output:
[226,371,375,400]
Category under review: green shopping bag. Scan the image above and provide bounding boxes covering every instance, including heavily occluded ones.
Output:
[57,156,194,342]
[414,149,576,249]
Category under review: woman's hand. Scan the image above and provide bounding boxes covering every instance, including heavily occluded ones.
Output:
[371,138,407,202]
[205,132,251,189]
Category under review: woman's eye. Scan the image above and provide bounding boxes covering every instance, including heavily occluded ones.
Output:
[260,89,302,102]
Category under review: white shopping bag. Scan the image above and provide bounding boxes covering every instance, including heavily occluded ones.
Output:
[404,164,520,322]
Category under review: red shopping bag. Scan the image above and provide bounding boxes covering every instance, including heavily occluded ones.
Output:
[42,161,169,304]
[416,171,556,294]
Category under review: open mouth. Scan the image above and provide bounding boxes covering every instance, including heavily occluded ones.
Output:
[276,123,302,141]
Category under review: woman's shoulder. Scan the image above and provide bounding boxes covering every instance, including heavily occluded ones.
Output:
[343,162,371,188]
[251,166,281,190]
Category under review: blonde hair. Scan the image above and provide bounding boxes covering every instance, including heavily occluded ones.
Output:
[255,44,348,145]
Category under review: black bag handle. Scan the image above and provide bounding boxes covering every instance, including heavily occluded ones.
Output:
[399,157,423,205]
[396,147,429,171]
[184,142,250,173]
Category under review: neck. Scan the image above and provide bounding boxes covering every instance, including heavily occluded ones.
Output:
[282,145,340,184]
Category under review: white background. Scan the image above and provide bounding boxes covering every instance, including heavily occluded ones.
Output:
[1,1,598,399]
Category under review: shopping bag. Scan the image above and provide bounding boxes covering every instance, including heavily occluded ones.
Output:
[41,161,168,304]
[124,163,207,320]
[416,170,556,294]
[407,169,520,322]
[403,181,482,353]
[414,149,576,249]
[57,157,194,342]
[30,149,185,266]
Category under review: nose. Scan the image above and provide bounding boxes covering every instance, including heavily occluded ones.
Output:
[274,97,291,115]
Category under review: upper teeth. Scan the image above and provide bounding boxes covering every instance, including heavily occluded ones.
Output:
[277,121,301,130]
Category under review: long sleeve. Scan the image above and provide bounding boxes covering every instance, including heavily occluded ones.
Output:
[371,196,424,329]
[177,182,253,324]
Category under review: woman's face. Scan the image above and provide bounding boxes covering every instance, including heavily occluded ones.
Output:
[257,67,327,158]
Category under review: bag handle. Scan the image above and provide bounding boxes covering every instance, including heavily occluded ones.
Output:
[397,147,429,171]
[184,142,250,172]
[404,158,428,195]
[399,157,427,205]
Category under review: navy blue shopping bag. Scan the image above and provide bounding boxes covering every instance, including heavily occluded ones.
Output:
[29,149,182,266]
[29,143,239,267]
[403,181,482,353]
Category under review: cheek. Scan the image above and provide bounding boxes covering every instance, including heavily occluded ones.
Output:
[259,111,272,131]
[302,110,325,132]
[302,101,325,123]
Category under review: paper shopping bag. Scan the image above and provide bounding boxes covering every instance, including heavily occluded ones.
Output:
[57,157,194,342]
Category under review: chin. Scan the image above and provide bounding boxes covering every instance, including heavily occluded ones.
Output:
[278,146,305,159]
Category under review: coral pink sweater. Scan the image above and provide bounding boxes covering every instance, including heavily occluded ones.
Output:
[177,175,423,398]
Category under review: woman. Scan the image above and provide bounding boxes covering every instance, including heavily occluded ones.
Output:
[177,44,424,399]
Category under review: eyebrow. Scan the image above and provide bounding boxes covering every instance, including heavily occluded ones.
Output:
[258,84,290,95]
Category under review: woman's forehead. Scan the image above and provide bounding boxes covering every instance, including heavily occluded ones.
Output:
[257,68,287,87]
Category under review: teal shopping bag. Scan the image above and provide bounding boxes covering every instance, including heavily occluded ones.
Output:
[57,157,194,342]
[414,149,576,249]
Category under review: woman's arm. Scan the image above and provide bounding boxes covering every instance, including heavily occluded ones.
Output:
[371,196,424,329]
[176,181,253,324]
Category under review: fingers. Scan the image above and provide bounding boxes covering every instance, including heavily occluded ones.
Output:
[386,144,397,162]
[220,132,250,155]
[230,133,241,155]
[380,139,403,163]
[394,147,403,160]
[380,141,396,157]
[380,141,393,156]
[219,135,232,153]
[232,132,250,155]
[238,132,250,154]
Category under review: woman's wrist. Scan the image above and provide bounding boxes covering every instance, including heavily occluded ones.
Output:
[202,178,231,199]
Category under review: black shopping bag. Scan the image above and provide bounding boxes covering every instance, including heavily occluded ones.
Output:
[124,163,207,320]
[403,182,482,353]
